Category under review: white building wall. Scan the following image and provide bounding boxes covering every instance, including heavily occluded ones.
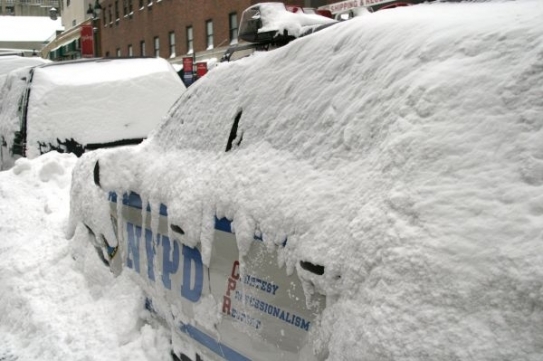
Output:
[61,0,95,30]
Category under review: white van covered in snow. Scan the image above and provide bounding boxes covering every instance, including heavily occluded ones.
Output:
[0,57,185,170]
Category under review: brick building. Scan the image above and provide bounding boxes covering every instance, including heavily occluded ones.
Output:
[98,0,335,65]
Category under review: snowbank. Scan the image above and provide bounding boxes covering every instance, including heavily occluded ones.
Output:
[0,153,171,361]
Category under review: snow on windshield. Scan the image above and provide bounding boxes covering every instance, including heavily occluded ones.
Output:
[0,55,48,90]
[0,56,48,76]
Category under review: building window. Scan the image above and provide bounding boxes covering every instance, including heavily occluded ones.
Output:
[168,31,175,58]
[140,40,146,56]
[229,13,238,44]
[108,5,113,25]
[123,0,127,16]
[114,0,119,21]
[139,0,143,9]
[154,36,160,57]
[128,44,133,56]
[186,26,193,54]
[116,48,121,57]
[128,0,133,14]
[205,20,214,50]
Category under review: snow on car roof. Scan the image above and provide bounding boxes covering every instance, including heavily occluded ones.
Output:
[36,57,178,84]
[90,1,543,359]
[0,55,49,91]
[0,55,49,76]
[24,57,185,158]
[0,16,63,42]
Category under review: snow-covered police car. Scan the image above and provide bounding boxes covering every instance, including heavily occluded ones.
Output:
[68,1,543,360]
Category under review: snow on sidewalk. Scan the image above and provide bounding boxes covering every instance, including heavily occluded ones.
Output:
[0,153,170,361]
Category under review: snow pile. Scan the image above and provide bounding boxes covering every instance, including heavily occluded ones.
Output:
[85,0,543,359]
[0,153,171,361]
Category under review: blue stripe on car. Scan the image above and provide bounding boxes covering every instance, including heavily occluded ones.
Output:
[144,297,251,361]
[108,191,280,244]
[108,191,168,216]
[178,323,251,361]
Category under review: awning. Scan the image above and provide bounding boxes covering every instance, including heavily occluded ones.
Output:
[49,39,79,59]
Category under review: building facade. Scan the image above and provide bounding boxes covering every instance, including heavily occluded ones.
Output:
[98,0,333,65]
[0,0,63,56]
[41,0,103,60]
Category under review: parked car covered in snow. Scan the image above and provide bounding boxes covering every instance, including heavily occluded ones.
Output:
[0,57,185,170]
[222,2,336,62]
[69,1,543,361]
[238,2,336,44]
